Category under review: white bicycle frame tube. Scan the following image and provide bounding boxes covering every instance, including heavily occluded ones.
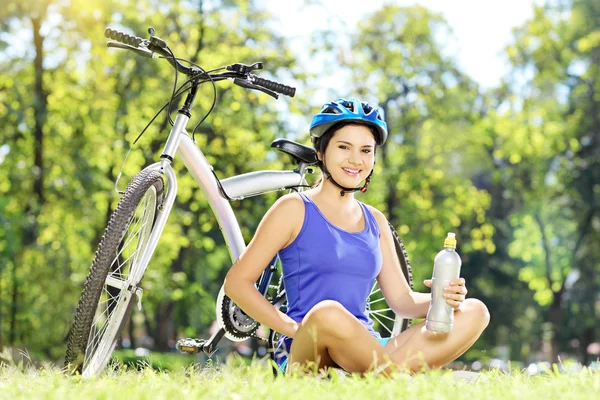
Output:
[133,113,308,268]
[177,132,307,262]
[128,159,178,285]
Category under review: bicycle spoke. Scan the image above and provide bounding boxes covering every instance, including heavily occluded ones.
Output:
[370,286,381,296]
[368,296,387,306]
[98,291,120,307]
[114,247,141,276]
[87,293,125,359]
[110,219,147,271]
[370,313,393,336]
[91,302,111,326]
[370,310,395,322]
[110,200,152,273]
[115,213,144,262]
[120,217,150,266]
[88,319,110,355]
[91,301,116,340]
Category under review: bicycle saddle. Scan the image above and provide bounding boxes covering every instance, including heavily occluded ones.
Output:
[271,138,319,165]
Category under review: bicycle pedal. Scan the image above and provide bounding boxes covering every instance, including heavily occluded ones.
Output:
[176,338,205,354]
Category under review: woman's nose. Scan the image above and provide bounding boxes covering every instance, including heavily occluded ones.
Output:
[348,150,363,165]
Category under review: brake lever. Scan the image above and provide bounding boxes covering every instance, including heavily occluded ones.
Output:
[107,41,155,58]
[233,78,279,99]
[227,62,264,74]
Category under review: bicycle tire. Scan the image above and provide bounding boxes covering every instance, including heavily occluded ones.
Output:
[268,221,413,375]
[382,221,414,333]
[64,169,164,377]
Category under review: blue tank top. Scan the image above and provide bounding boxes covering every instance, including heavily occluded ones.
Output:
[277,193,383,336]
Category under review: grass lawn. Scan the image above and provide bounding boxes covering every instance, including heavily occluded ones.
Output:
[1,355,599,400]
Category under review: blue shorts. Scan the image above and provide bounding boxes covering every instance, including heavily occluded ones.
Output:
[274,336,390,375]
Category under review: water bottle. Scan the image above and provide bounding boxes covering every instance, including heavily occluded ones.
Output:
[426,232,462,333]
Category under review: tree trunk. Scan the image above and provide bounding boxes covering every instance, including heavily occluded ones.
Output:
[190,0,205,64]
[579,326,592,365]
[128,311,136,350]
[154,302,174,352]
[11,11,49,345]
[31,15,47,209]
[9,266,17,344]
[548,289,564,363]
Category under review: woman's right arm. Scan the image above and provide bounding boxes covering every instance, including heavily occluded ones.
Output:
[223,194,304,339]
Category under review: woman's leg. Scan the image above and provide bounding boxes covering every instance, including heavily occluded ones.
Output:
[385,298,490,372]
[288,300,395,375]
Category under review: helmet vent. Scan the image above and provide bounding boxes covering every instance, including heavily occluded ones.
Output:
[339,100,354,112]
[322,106,341,114]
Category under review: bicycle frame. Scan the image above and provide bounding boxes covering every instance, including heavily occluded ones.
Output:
[130,112,310,292]
[78,33,406,374]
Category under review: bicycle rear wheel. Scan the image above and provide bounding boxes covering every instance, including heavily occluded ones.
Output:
[367,222,414,337]
[65,169,164,377]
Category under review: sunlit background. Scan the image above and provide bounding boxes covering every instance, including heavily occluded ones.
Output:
[0,0,599,374]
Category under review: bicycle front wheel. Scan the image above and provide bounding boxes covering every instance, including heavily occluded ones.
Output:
[65,169,164,377]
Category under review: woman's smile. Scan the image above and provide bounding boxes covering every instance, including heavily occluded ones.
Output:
[342,167,361,177]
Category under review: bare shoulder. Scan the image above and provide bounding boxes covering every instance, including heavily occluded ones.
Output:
[266,193,304,228]
[364,204,389,232]
[271,192,304,215]
[267,193,305,247]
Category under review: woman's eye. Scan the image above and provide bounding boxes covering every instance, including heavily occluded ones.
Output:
[339,145,348,150]
[362,149,372,154]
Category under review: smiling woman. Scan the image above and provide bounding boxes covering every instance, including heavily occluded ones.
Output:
[223,97,489,376]
[309,98,386,196]
[312,124,376,193]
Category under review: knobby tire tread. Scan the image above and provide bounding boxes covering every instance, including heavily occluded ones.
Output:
[387,222,414,331]
[64,169,164,373]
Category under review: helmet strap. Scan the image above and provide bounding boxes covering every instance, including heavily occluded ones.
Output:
[319,161,373,197]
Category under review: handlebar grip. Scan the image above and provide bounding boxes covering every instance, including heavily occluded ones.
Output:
[104,28,143,47]
[252,76,296,97]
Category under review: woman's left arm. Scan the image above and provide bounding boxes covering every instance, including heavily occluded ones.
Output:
[369,207,467,319]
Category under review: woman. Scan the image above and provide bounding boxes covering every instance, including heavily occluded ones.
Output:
[223,97,490,376]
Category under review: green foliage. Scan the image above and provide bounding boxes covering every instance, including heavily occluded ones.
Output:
[1,0,598,367]
[0,0,301,356]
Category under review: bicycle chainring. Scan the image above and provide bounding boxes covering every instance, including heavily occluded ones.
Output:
[216,285,259,342]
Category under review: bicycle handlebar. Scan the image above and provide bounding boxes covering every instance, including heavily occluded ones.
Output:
[105,28,143,47]
[104,27,296,98]
[251,76,296,97]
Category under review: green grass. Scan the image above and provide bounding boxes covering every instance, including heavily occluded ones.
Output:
[111,349,202,371]
[1,355,599,400]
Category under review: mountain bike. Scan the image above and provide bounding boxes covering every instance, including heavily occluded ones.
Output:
[64,27,414,378]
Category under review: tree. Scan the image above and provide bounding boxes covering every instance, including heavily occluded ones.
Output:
[499,0,600,362]
[0,0,303,358]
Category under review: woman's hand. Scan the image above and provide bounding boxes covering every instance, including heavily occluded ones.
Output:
[423,278,468,310]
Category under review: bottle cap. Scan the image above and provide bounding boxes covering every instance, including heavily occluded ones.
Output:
[444,232,457,248]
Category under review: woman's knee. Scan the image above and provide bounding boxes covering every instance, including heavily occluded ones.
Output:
[460,298,490,330]
[302,300,355,337]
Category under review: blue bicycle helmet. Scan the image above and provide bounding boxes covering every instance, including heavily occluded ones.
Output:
[309,97,388,145]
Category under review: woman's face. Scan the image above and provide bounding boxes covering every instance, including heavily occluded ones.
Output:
[319,124,376,187]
